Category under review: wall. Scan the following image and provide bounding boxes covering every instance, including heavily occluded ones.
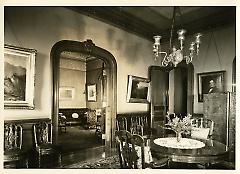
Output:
[59,58,86,108]
[4,6,157,120]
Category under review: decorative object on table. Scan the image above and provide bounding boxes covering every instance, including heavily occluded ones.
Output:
[152,7,202,67]
[4,44,36,109]
[165,113,192,142]
[86,84,97,102]
[126,75,150,103]
[197,71,225,102]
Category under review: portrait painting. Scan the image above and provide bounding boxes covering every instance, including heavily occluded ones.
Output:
[126,75,150,103]
[197,71,225,102]
[4,45,36,109]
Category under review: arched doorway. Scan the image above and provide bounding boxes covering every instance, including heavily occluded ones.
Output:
[50,40,117,150]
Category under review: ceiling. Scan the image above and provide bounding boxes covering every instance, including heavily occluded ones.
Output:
[68,6,236,42]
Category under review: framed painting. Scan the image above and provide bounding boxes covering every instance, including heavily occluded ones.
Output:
[87,84,97,102]
[197,71,225,102]
[126,75,150,103]
[4,44,37,109]
[59,87,75,100]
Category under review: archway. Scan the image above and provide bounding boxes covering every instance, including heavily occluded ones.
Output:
[50,40,117,150]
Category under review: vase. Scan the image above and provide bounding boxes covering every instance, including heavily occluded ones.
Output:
[176,131,182,142]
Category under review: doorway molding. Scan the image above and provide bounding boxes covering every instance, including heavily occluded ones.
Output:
[50,40,117,149]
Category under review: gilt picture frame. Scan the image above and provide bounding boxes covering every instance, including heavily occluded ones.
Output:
[126,75,150,103]
[4,44,37,109]
[197,71,225,102]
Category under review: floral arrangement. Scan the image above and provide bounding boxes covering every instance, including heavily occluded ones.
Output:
[165,113,193,134]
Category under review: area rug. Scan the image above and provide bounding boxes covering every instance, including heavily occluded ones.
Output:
[64,155,120,169]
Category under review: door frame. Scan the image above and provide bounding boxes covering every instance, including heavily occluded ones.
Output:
[50,40,117,149]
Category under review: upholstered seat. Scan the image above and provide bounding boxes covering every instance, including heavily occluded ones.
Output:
[191,118,214,140]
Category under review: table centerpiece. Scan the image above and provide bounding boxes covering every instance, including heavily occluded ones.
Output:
[165,113,192,142]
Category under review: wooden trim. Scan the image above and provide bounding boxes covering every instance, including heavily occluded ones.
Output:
[50,40,117,149]
[4,118,51,124]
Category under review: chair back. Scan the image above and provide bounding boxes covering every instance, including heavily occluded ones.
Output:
[191,118,214,139]
[4,124,23,150]
[86,109,97,125]
[130,115,149,136]
[33,122,52,147]
[115,130,145,169]
[116,117,128,131]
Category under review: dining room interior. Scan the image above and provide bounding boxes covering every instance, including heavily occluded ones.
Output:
[3,6,236,170]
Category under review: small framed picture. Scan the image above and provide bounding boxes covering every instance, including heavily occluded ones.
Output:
[59,87,75,100]
[4,44,37,109]
[87,84,97,102]
[126,75,150,103]
[197,71,225,102]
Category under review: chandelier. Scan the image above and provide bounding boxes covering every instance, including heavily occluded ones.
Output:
[153,7,202,67]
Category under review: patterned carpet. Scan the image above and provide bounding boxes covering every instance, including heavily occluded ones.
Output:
[64,155,120,169]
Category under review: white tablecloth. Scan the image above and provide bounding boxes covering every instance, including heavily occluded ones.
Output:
[153,137,205,149]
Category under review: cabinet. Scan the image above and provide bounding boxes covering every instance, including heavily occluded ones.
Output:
[149,66,169,137]
[203,92,235,161]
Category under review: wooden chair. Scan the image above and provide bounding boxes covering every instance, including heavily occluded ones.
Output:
[58,113,67,133]
[130,115,151,139]
[116,117,128,131]
[33,122,62,168]
[4,124,29,168]
[115,130,145,168]
[191,118,214,140]
[116,130,169,169]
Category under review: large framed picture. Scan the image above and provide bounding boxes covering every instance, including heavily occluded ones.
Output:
[4,44,37,109]
[197,71,225,102]
[126,75,150,103]
[87,84,97,102]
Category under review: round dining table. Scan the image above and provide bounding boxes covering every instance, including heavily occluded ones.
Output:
[150,137,229,164]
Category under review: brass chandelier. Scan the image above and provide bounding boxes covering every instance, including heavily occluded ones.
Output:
[153,7,202,67]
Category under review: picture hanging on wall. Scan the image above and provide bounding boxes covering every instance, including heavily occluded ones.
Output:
[126,75,150,103]
[4,44,37,109]
[59,87,75,100]
[197,71,225,102]
[87,84,97,102]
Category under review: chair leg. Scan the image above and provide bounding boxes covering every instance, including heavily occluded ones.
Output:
[25,158,29,168]
[38,152,41,168]
[58,154,62,167]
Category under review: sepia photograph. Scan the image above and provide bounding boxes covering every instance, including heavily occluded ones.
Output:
[2,4,236,172]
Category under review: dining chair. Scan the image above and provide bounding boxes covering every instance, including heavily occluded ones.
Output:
[4,123,29,168]
[115,130,145,169]
[33,122,62,168]
[58,113,67,133]
[115,130,169,169]
[191,118,214,140]
[116,117,128,131]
